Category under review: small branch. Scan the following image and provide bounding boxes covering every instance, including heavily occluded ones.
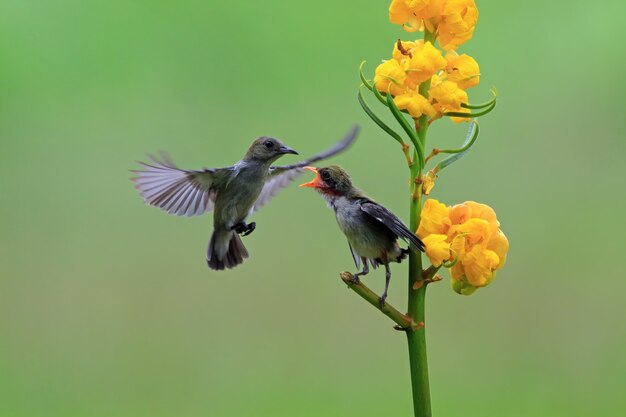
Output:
[413,266,443,290]
[424,148,440,165]
[340,272,423,331]
[402,143,414,167]
[422,265,442,281]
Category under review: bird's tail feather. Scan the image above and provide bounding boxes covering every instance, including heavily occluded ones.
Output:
[371,248,409,267]
[207,230,249,270]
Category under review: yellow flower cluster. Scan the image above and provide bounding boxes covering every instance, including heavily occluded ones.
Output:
[373,41,480,121]
[389,0,479,51]
[417,199,509,295]
[373,0,480,122]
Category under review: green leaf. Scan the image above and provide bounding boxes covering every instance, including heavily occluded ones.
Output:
[369,70,390,107]
[461,97,496,110]
[385,91,424,167]
[359,61,374,91]
[443,101,496,118]
[435,121,479,171]
[461,87,498,109]
[357,87,405,145]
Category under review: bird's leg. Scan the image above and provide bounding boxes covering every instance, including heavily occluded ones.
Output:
[231,222,256,236]
[351,258,369,284]
[379,263,392,306]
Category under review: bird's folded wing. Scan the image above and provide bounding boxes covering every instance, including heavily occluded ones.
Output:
[252,125,360,212]
[131,153,230,216]
[360,202,425,252]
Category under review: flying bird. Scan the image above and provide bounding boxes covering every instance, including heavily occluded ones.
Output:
[132,126,359,270]
[300,165,424,305]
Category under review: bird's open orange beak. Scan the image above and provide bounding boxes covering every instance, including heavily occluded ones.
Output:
[299,166,322,188]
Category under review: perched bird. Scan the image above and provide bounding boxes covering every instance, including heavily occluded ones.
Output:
[300,165,424,305]
[131,126,359,270]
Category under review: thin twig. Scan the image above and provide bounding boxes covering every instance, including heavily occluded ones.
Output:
[413,265,443,289]
[340,272,423,331]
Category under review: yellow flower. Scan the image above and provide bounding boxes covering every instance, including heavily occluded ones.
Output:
[394,90,436,119]
[448,220,494,285]
[388,0,477,50]
[422,234,451,267]
[438,0,479,50]
[389,0,422,32]
[451,217,494,264]
[406,41,447,84]
[427,76,471,122]
[389,0,447,33]
[487,230,510,269]
[461,245,500,287]
[417,199,451,236]
[449,201,499,231]
[374,59,407,96]
[429,79,468,113]
[418,199,508,295]
[419,0,447,19]
[445,51,480,89]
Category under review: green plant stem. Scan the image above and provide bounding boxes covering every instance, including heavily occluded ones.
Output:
[407,198,431,417]
[406,28,435,417]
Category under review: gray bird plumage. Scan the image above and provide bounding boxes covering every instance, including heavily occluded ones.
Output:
[132,126,359,270]
[301,165,424,305]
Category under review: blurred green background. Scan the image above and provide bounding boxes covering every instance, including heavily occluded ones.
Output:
[1,1,625,416]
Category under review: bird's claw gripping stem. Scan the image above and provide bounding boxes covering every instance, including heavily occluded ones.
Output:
[378,294,387,307]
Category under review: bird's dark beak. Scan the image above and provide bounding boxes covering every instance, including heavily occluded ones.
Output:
[299,166,321,188]
[279,145,298,155]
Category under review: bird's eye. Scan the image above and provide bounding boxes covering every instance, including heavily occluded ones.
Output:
[321,171,331,181]
[263,140,274,149]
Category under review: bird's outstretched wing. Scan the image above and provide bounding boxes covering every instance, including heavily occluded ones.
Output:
[131,153,232,216]
[360,201,425,252]
[252,125,360,212]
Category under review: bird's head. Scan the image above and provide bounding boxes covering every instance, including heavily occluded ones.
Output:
[245,137,298,163]
[299,165,353,196]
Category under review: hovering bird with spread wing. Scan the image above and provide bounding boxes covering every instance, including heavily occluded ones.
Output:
[132,126,359,270]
